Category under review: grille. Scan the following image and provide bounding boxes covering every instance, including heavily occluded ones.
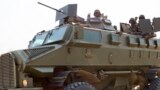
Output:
[0,53,16,89]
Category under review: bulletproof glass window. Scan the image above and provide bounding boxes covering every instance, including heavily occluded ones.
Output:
[120,23,130,33]
[155,39,160,49]
[138,38,147,48]
[83,28,102,43]
[110,33,120,45]
[88,18,104,29]
[89,18,101,23]
[44,25,69,44]
[30,31,48,48]
[103,24,116,31]
[128,35,138,47]
[147,39,155,49]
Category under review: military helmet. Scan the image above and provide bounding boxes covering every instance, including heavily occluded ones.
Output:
[139,14,145,19]
[94,9,101,17]
[129,18,136,24]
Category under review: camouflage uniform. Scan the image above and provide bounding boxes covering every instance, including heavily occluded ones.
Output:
[129,18,141,35]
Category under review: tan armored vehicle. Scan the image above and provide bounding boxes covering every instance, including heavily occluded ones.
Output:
[1,2,160,90]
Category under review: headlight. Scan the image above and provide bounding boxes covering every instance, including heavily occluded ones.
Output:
[22,79,28,87]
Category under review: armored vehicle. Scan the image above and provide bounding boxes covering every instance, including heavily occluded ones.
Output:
[1,2,160,90]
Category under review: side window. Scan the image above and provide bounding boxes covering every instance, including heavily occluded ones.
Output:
[83,28,102,43]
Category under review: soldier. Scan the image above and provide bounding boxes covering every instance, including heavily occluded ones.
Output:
[138,14,156,38]
[92,9,111,25]
[87,9,102,22]
[87,9,113,30]
[129,17,141,35]
[128,15,146,35]
[86,9,103,29]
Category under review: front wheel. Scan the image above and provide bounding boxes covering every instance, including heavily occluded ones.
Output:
[64,82,96,90]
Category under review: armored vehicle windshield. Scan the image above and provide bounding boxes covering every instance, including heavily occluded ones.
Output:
[29,24,71,48]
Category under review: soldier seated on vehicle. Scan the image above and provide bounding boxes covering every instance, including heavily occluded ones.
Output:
[129,17,142,35]
[87,9,102,24]
[138,15,156,38]
[87,9,114,30]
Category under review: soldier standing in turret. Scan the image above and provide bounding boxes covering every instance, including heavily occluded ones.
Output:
[87,9,113,30]
[87,9,102,22]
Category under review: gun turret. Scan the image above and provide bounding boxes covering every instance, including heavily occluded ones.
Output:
[38,2,77,25]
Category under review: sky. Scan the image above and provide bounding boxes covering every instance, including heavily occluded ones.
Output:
[0,0,160,54]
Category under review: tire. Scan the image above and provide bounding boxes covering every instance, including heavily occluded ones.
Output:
[146,69,158,80]
[149,78,160,90]
[64,82,96,90]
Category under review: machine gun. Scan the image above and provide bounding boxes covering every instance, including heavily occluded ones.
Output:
[38,2,78,25]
